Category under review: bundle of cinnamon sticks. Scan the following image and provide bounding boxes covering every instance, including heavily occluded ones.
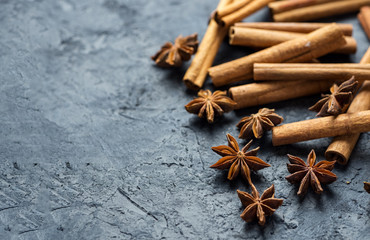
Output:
[209,23,348,87]
[154,0,370,227]
[229,23,357,54]
[181,0,370,166]
[183,0,275,90]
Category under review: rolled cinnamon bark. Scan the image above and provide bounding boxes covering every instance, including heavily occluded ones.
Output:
[229,27,356,54]
[233,22,353,36]
[268,0,339,14]
[215,0,252,19]
[358,6,370,40]
[229,80,333,109]
[273,0,370,22]
[272,110,370,146]
[217,0,234,11]
[187,27,228,90]
[325,48,370,164]
[217,0,275,26]
[209,24,346,87]
[182,0,232,90]
[253,63,370,82]
[325,83,370,163]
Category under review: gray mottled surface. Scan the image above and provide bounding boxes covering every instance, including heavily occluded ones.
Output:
[0,0,369,239]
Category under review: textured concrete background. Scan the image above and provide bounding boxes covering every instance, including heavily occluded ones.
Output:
[0,0,369,239]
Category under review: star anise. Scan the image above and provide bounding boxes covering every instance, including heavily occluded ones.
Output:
[151,33,198,67]
[309,76,358,117]
[237,184,283,226]
[185,90,236,123]
[285,150,337,196]
[237,108,283,139]
[210,134,270,182]
[364,182,370,193]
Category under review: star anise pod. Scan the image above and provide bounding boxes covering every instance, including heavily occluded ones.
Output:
[364,182,370,193]
[185,90,236,123]
[210,134,270,182]
[237,108,283,139]
[151,33,198,67]
[309,76,358,117]
[237,184,283,226]
[286,150,337,196]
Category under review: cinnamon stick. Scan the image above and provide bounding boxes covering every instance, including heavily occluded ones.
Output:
[253,63,370,82]
[209,24,346,87]
[325,48,370,164]
[272,110,370,146]
[358,6,370,40]
[229,80,333,109]
[273,0,370,22]
[191,27,228,90]
[268,0,344,14]
[182,0,231,90]
[215,0,252,19]
[216,0,275,26]
[229,27,356,54]
[233,22,353,36]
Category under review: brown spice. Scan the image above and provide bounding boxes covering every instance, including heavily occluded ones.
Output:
[185,90,236,123]
[214,0,252,20]
[253,64,370,82]
[209,24,346,87]
[233,22,353,36]
[183,0,231,90]
[210,134,270,182]
[286,150,337,196]
[229,80,333,110]
[229,27,357,54]
[309,76,358,117]
[237,108,283,140]
[325,47,370,165]
[151,33,198,67]
[273,0,370,22]
[358,6,370,40]
[269,0,336,14]
[272,110,370,146]
[364,182,370,193]
[215,0,274,27]
[237,184,283,225]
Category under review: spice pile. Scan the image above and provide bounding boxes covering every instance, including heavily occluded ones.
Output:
[151,0,370,226]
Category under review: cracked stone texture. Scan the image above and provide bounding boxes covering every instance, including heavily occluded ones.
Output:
[0,0,369,239]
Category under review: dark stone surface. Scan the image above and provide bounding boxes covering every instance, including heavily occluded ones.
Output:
[0,0,369,239]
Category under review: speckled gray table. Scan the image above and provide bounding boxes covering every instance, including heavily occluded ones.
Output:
[0,0,369,239]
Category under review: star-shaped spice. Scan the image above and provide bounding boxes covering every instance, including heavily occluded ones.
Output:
[210,134,270,182]
[364,182,370,193]
[185,90,236,123]
[151,33,198,67]
[237,184,283,226]
[285,150,337,196]
[309,76,358,117]
[237,108,283,139]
